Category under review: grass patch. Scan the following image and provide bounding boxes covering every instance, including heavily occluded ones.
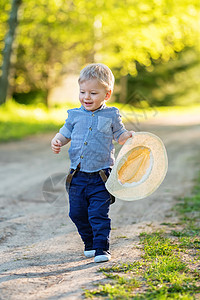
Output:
[140,231,177,258]
[85,232,199,299]
[98,261,142,274]
[0,100,73,142]
[172,173,200,239]
[84,173,200,299]
[1,99,200,142]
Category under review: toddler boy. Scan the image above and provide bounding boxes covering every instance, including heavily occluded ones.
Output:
[51,63,134,262]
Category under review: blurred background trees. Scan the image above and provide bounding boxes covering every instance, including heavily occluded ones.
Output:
[0,0,199,107]
[0,0,22,104]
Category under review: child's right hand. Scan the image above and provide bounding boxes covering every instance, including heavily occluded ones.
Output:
[51,138,62,154]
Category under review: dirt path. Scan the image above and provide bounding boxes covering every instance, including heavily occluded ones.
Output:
[0,116,200,300]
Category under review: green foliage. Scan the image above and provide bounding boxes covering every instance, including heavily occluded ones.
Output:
[126,49,200,106]
[13,90,47,105]
[0,0,200,101]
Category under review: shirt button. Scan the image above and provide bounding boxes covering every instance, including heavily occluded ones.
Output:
[80,155,84,159]
[84,141,88,145]
[89,127,92,131]
[92,113,95,117]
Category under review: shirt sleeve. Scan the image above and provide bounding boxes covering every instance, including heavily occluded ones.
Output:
[59,110,73,139]
[112,108,127,142]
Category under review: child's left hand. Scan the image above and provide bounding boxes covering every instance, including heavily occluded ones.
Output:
[127,131,135,138]
[118,130,135,145]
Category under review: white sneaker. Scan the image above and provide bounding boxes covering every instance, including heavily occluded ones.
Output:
[84,250,95,258]
[94,249,111,263]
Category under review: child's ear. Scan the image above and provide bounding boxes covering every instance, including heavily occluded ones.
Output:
[105,90,112,100]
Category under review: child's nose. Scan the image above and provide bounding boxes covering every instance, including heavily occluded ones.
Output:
[85,93,91,100]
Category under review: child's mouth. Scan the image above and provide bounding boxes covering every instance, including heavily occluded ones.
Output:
[84,102,93,106]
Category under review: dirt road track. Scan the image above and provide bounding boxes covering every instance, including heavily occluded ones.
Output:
[0,116,200,299]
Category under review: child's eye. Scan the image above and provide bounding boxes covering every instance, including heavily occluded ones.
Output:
[80,91,85,94]
[91,92,97,95]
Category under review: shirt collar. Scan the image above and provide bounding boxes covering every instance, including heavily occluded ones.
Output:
[80,103,106,113]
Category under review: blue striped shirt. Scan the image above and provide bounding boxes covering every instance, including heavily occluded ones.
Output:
[59,104,127,172]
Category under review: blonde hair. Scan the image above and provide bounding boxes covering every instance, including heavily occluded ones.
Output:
[78,63,115,92]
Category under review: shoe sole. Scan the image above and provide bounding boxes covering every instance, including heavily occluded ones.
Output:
[94,254,111,263]
[84,250,95,258]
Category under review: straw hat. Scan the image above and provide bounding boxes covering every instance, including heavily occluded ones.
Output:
[106,132,168,201]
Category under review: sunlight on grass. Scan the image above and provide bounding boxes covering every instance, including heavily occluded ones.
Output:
[0,100,73,142]
[0,100,200,142]
[0,100,71,124]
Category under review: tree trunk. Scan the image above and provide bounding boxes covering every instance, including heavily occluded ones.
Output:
[0,0,22,105]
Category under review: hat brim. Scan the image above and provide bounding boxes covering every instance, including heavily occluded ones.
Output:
[105,132,168,201]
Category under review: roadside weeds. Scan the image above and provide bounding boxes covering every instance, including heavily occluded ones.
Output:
[84,172,200,299]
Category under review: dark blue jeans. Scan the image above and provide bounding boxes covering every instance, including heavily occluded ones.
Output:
[68,169,111,250]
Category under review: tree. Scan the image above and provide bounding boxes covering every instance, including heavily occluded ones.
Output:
[0,0,199,105]
[12,0,102,106]
[0,0,22,104]
[96,0,200,76]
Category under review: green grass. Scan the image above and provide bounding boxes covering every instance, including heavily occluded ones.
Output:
[140,231,176,258]
[172,175,200,239]
[85,233,199,299]
[84,173,200,299]
[1,99,200,143]
[98,261,142,274]
[0,100,70,142]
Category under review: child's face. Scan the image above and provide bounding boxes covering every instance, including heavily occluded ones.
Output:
[79,78,111,111]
